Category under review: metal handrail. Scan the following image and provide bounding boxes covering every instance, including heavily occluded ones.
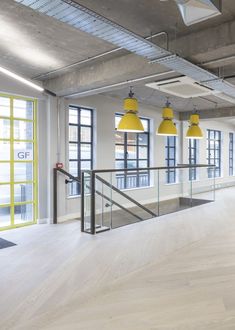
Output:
[53,168,81,224]
[82,164,215,175]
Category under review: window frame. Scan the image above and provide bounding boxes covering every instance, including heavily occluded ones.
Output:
[115,113,150,190]
[68,105,94,196]
[165,136,177,184]
[188,139,198,181]
[207,129,221,178]
[229,132,234,176]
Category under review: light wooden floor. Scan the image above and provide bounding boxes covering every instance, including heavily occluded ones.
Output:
[1,187,235,329]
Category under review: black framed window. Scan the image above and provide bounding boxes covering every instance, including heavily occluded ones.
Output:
[115,114,150,190]
[207,129,221,178]
[165,136,176,184]
[229,132,234,176]
[68,106,93,196]
[188,139,198,180]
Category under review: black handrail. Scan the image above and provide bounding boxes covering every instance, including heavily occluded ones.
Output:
[96,175,157,217]
[82,164,215,175]
[54,168,143,226]
[53,168,81,224]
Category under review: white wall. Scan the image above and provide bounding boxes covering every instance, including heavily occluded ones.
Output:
[51,94,235,223]
[1,80,235,224]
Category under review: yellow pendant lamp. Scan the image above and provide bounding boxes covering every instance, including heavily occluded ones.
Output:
[157,101,177,136]
[117,89,144,132]
[186,114,203,139]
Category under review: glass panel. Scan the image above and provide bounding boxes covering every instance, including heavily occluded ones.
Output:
[81,144,91,159]
[127,145,137,159]
[0,207,11,227]
[139,146,147,159]
[138,133,148,145]
[0,141,10,160]
[69,181,79,196]
[14,120,33,140]
[69,125,78,142]
[14,203,33,224]
[139,160,148,168]
[0,97,10,117]
[127,133,137,145]
[69,143,78,159]
[141,119,148,132]
[168,136,175,147]
[14,184,33,203]
[0,163,10,182]
[115,145,124,159]
[139,171,150,187]
[116,161,124,169]
[215,131,220,139]
[115,115,122,129]
[13,100,33,120]
[169,147,175,158]
[81,161,91,170]
[81,126,91,142]
[0,118,10,139]
[14,142,33,161]
[14,163,33,182]
[127,160,137,168]
[126,173,137,189]
[69,109,78,124]
[0,185,10,205]
[80,109,92,125]
[169,171,176,183]
[69,161,78,176]
[209,130,214,139]
[115,131,124,144]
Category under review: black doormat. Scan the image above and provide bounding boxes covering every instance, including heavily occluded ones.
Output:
[0,238,16,249]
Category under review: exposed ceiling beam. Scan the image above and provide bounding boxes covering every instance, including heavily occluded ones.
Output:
[15,1,235,99]
[179,107,235,121]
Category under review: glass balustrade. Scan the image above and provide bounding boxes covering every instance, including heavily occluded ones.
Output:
[81,165,215,234]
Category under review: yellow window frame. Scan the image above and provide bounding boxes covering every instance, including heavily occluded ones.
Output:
[0,93,38,230]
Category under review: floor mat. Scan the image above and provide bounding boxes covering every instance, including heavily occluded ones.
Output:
[0,238,16,249]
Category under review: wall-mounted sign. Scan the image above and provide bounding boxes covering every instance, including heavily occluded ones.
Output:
[14,150,33,161]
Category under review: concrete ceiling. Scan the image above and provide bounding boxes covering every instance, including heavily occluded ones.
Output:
[2,0,235,113]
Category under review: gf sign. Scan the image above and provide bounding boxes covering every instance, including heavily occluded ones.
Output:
[15,150,33,161]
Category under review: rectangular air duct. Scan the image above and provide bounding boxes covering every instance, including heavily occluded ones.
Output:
[175,0,222,26]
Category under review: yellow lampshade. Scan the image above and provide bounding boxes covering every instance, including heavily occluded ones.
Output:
[186,114,203,139]
[117,89,144,132]
[123,97,138,111]
[158,119,177,136]
[117,111,144,132]
[157,103,178,136]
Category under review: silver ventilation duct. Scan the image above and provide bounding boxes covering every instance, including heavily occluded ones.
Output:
[14,0,235,100]
[175,0,222,26]
[14,0,170,61]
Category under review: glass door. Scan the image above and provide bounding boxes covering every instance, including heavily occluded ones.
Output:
[0,94,37,229]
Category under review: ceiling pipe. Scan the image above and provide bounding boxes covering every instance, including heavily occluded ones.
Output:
[63,70,174,98]
[32,31,169,80]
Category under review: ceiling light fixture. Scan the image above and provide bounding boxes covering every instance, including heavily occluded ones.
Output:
[186,113,203,139]
[157,100,178,136]
[117,88,144,132]
[0,66,44,92]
